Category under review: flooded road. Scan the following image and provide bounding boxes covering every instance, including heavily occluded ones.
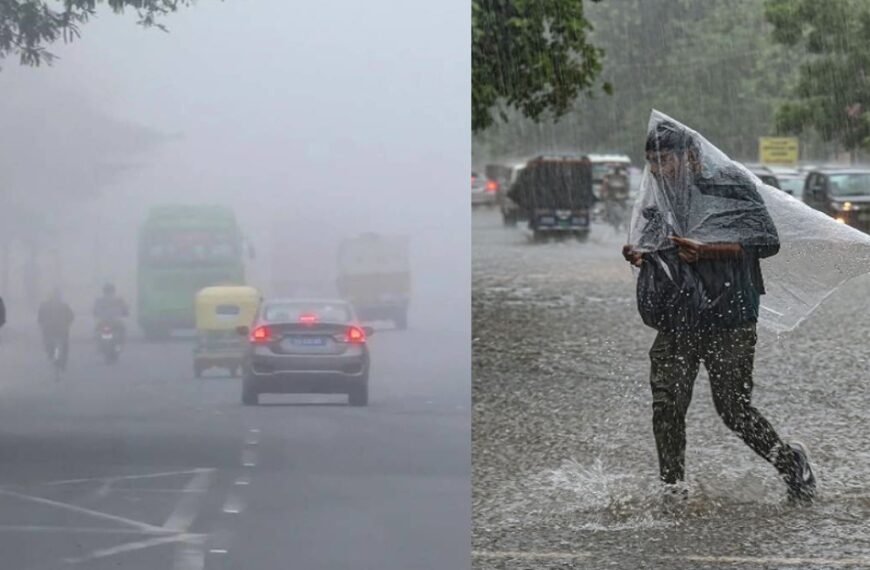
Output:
[472,208,870,568]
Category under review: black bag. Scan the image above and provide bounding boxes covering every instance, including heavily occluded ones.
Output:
[636,251,711,332]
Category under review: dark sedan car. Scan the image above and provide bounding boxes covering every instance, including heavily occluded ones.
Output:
[802,168,870,232]
[238,299,373,406]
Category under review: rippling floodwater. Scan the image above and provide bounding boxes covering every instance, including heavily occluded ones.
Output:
[472,208,870,568]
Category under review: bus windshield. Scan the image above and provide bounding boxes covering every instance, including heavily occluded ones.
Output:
[142,230,240,267]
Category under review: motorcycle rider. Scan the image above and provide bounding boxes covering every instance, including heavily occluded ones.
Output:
[93,283,129,344]
[38,288,75,370]
[601,168,631,232]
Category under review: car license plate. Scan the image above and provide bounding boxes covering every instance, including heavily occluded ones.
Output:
[101,333,113,340]
[285,336,326,347]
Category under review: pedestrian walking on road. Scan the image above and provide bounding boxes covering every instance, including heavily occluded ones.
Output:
[622,118,816,502]
[37,289,74,371]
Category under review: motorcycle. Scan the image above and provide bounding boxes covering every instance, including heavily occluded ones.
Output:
[97,322,123,364]
[603,199,630,234]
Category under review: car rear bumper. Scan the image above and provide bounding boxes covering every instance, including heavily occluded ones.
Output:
[245,373,366,394]
[245,353,368,393]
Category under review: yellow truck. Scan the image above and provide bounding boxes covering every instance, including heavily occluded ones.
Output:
[335,233,411,330]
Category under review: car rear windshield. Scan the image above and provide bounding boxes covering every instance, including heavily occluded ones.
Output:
[262,302,351,323]
[829,173,870,197]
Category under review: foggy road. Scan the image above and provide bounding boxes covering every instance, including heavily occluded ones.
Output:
[472,208,870,569]
[0,319,469,570]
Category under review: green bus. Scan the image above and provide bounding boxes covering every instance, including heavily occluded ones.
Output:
[137,205,246,339]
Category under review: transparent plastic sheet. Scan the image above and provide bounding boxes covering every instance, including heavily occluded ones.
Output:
[628,110,870,333]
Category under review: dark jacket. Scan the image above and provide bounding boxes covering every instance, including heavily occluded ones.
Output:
[93,296,129,322]
[38,299,74,336]
[636,174,779,332]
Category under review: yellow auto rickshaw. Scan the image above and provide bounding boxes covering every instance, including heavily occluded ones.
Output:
[193,285,261,378]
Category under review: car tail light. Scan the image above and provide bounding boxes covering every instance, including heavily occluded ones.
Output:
[486,180,498,193]
[250,325,273,344]
[335,325,366,344]
[299,314,319,325]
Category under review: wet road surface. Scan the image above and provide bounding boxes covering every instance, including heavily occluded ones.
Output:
[472,208,870,569]
[0,315,469,570]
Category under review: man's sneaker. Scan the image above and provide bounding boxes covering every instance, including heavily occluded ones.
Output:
[783,442,816,503]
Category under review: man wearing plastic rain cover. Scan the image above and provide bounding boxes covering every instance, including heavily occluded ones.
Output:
[622,120,816,503]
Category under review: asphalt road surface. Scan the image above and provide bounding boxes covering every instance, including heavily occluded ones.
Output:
[0,313,469,570]
[472,208,870,569]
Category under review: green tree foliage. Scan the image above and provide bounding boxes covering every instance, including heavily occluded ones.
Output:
[472,0,611,133]
[765,0,870,152]
[0,0,196,67]
[474,0,806,164]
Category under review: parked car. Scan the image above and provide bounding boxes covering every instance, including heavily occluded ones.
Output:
[802,168,870,231]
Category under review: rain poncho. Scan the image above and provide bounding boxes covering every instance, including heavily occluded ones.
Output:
[629,111,870,333]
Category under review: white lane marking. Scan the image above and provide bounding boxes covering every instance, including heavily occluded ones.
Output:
[234,477,251,486]
[760,305,785,316]
[222,494,245,514]
[163,469,214,531]
[0,525,176,535]
[173,534,207,570]
[241,449,257,467]
[0,489,164,532]
[65,533,203,564]
[110,488,209,494]
[209,549,228,554]
[473,551,870,567]
[245,434,259,446]
[37,468,212,487]
[249,428,260,434]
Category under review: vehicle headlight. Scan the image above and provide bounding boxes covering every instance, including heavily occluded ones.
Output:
[835,217,847,224]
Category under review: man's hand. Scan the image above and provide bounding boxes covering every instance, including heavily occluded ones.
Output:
[622,244,644,267]
[670,236,704,263]
[670,236,743,263]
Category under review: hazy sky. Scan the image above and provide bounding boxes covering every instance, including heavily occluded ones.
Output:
[5,1,468,224]
[0,1,469,321]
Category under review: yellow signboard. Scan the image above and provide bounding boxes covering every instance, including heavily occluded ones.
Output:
[759,137,799,165]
